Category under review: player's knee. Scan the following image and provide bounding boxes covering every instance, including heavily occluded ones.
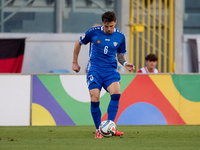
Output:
[90,94,100,102]
[112,90,120,95]
[91,98,99,102]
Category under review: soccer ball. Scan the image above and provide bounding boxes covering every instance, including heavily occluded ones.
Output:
[99,120,117,137]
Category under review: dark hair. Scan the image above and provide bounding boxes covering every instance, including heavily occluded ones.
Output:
[101,11,116,23]
[145,54,158,61]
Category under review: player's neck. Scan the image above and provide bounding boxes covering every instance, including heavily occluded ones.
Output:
[146,67,154,73]
[103,27,114,35]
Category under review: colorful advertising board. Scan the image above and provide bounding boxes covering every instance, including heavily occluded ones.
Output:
[32,74,200,126]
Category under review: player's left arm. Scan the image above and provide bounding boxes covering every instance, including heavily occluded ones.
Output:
[117,54,135,71]
[117,34,135,71]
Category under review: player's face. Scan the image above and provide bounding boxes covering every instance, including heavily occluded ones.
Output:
[146,60,157,70]
[102,21,117,35]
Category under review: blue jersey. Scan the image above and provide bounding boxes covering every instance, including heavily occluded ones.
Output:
[79,26,126,72]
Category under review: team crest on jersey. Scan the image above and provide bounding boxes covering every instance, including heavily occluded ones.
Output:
[113,42,118,46]
[97,39,101,44]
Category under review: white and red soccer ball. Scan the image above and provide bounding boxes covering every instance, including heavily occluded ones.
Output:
[99,120,117,137]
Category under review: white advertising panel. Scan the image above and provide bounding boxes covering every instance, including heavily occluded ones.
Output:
[0,75,31,126]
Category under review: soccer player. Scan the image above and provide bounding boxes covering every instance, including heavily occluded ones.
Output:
[72,11,135,138]
[138,54,159,73]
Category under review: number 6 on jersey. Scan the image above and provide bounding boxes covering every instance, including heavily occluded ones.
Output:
[104,46,108,54]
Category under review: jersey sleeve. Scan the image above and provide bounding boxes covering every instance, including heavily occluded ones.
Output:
[79,28,94,45]
[117,34,126,55]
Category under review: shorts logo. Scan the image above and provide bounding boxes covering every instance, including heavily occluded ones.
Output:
[113,42,118,46]
[90,75,94,81]
[97,39,101,44]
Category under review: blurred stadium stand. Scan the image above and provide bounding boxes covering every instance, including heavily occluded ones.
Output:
[0,0,200,74]
[1,0,200,34]
[184,0,200,34]
[0,0,115,33]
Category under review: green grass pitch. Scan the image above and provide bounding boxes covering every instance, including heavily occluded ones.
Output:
[0,125,200,150]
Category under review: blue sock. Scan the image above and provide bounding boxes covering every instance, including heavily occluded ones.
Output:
[91,101,101,130]
[107,94,120,122]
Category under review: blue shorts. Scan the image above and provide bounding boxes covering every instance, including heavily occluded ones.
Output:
[87,71,121,91]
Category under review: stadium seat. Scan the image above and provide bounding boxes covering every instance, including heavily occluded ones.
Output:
[50,69,70,73]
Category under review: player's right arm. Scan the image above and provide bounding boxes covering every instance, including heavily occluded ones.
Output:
[72,27,94,73]
[72,40,81,73]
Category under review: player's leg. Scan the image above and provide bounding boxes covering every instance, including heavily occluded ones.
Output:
[89,83,103,138]
[107,82,124,136]
[90,87,101,130]
[107,82,121,122]
[102,71,121,122]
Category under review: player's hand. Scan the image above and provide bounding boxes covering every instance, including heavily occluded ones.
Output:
[72,62,81,73]
[125,63,135,72]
